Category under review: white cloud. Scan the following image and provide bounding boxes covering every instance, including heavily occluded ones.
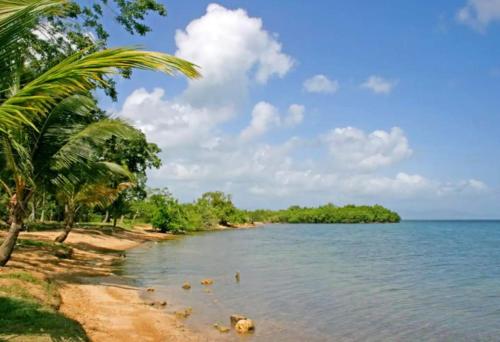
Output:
[175,3,293,107]
[113,3,489,217]
[457,0,500,30]
[117,88,232,149]
[321,127,412,171]
[240,101,281,140]
[303,74,339,94]
[284,104,305,127]
[240,102,304,140]
[361,75,397,94]
[118,4,294,148]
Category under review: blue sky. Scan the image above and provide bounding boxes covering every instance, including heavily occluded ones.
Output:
[100,1,500,218]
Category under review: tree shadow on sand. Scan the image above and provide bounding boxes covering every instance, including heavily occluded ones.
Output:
[0,297,88,342]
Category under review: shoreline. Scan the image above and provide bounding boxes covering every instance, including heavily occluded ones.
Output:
[0,225,212,341]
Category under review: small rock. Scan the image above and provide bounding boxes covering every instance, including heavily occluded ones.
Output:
[182,282,191,290]
[213,323,230,333]
[148,301,167,307]
[230,314,247,326]
[235,271,240,282]
[175,307,193,319]
[235,319,255,334]
[54,247,73,259]
[146,288,155,292]
[200,278,214,285]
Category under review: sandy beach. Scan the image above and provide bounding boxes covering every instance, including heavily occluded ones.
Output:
[0,226,211,341]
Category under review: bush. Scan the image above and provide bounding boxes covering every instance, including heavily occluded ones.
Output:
[150,197,188,233]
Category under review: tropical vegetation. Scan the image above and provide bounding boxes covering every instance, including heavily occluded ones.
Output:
[0,0,199,266]
[127,189,400,233]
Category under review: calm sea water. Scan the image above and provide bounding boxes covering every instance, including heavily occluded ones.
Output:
[119,221,500,341]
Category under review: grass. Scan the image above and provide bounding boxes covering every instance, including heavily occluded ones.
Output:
[24,222,64,232]
[16,239,73,257]
[0,271,42,284]
[0,272,88,341]
[0,272,59,305]
[0,297,88,341]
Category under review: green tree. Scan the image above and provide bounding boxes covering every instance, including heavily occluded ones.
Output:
[98,132,162,226]
[197,191,240,226]
[0,0,199,266]
[149,194,187,233]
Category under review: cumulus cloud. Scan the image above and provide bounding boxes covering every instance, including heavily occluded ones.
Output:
[303,74,339,94]
[118,4,294,148]
[457,0,500,30]
[361,75,397,94]
[175,3,293,107]
[321,127,412,171]
[239,102,304,140]
[113,3,488,217]
[240,102,281,140]
[117,88,232,148]
[284,104,305,127]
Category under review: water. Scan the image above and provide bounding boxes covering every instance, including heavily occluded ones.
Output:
[119,221,500,341]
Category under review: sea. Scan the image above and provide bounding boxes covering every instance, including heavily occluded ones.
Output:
[119,221,500,341]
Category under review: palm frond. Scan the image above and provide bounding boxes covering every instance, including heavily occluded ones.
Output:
[74,181,133,209]
[0,47,200,132]
[0,0,64,21]
[49,119,139,179]
[0,0,66,92]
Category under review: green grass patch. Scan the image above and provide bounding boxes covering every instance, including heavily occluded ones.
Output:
[0,284,33,301]
[0,272,61,309]
[0,296,88,341]
[0,271,42,285]
[24,222,64,232]
[16,239,72,253]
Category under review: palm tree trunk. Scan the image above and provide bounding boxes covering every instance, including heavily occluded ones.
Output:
[55,224,71,243]
[40,192,45,222]
[55,205,74,243]
[0,199,24,267]
[102,210,109,223]
[131,210,138,225]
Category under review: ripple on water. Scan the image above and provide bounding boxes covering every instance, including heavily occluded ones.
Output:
[119,222,500,341]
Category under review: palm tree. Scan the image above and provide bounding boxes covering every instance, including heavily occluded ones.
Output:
[55,178,134,243]
[0,0,200,266]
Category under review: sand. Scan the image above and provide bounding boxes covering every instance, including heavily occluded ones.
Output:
[1,225,212,342]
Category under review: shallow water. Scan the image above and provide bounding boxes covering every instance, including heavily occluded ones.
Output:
[119,221,500,341]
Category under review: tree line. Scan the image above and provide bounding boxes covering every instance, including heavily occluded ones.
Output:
[129,190,401,233]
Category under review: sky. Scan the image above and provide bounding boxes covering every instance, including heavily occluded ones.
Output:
[99,0,500,219]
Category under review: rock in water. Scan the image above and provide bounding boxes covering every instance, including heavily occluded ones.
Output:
[146,300,166,307]
[182,282,191,290]
[235,319,255,334]
[200,279,214,285]
[175,307,193,319]
[213,323,230,333]
[230,314,247,326]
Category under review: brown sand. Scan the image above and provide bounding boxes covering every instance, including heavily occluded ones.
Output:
[1,225,212,342]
